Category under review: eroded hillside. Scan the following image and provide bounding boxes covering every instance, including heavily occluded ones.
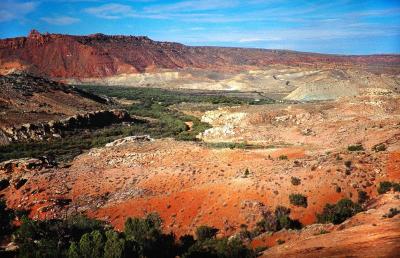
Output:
[1,94,398,245]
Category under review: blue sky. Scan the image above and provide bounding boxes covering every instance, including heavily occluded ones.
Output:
[0,0,399,54]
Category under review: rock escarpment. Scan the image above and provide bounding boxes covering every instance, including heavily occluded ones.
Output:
[1,30,399,78]
[0,109,132,143]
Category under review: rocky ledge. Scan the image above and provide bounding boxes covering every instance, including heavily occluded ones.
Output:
[0,109,132,143]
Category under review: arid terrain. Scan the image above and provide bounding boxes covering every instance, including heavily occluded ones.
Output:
[0,31,399,257]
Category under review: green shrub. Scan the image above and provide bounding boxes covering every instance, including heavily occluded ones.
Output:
[344,160,352,168]
[7,205,254,258]
[289,194,308,208]
[279,155,288,160]
[183,237,256,258]
[104,230,126,258]
[195,225,218,241]
[243,168,250,178]
[68,242,80,258]
[357,190,369,204]
[335,186,342,193]
[317,198,362,224]
[372,143,387,152]
[377,181,393,194]
[291,177,301,186]
[377,181,400,194]
[124,213,162,244]
[0,199,14,241]
[383,208,400,218]
[347,144,364,151]
[276,239,285,245]
[254,206,301,234]
[392,183,400,192]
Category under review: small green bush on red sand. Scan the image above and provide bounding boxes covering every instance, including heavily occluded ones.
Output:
[317,198,362,224]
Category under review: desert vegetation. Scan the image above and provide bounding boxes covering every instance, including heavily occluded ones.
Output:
[289,194,308,208]
[0,85,274,163]
[290,177,301,186]
[377,181,400,194]
[254,206,302,234]
[0,199,256,258]
[316,198,362,224]
[0,84,279,163]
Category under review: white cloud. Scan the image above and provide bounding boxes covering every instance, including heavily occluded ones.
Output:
[0,1,37,22]
[144,0,238,13]
[84,3,136,19]
[41,16,80,25]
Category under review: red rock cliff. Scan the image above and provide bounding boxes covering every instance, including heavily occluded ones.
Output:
[0,30,399,78]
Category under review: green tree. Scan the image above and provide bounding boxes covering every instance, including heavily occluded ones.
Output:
[79,233,92,258]
[357,190,369,204]
[0,199,14,241]
[68,242,80,258]
[124,213,162,244]
[195,226,218,241]
[104,230,125,258]
[378,181,393,194]
[91,230,104,258]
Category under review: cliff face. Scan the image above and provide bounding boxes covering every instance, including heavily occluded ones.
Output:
[1,109,132,143]
[1,30,399,78]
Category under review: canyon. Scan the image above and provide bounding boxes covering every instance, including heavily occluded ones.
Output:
[0,30,399,257]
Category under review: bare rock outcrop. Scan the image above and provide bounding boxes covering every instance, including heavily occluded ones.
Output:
[1,109,132,143]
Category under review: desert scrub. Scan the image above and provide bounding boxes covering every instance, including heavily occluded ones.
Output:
[254,206,302,234]
[279,155,288,160]
[357,190,369,204]
[289,194,308,208]
[243,168,250,178]
[347,144,364,152]
[372,143,387,152]
[383,208,400,218]
[377,181,400,194]
[276,239,285,245]
[291,177,301,186]
[1,200,257,258]
[378,181,393,194]
[317,198,362,224]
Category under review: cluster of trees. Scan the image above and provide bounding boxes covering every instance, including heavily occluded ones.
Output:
[78,85,275,107]
[0,201,256,258]
[1,197,374,257]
